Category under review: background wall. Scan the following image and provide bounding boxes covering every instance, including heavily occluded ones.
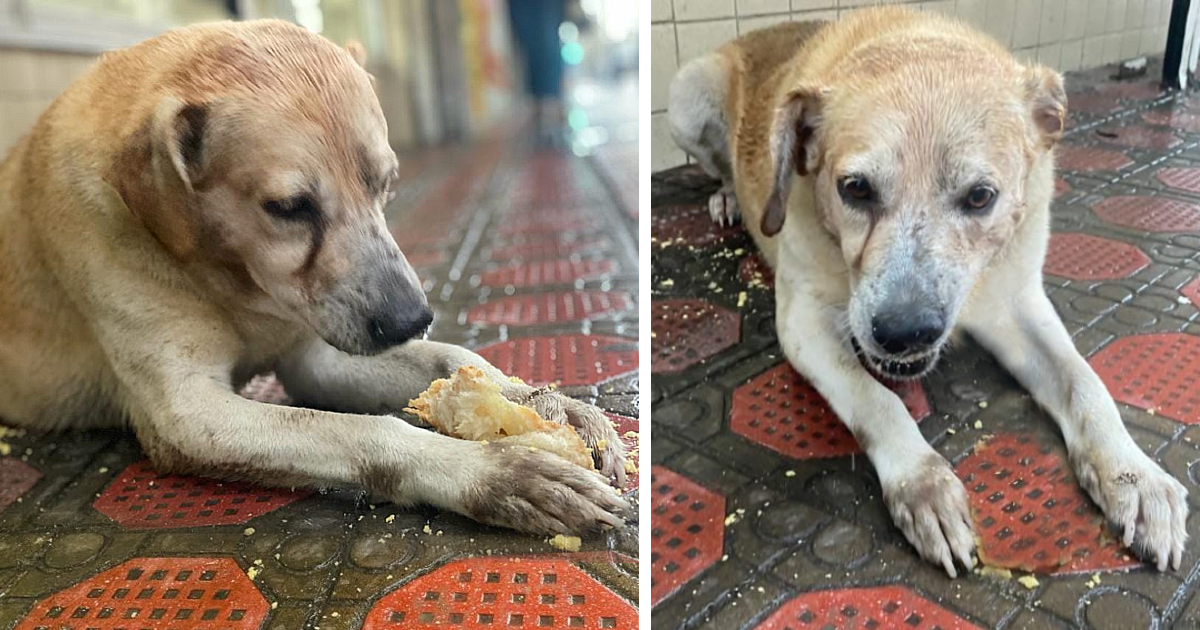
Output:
[651,0,1178,170]
[0,49,93,155]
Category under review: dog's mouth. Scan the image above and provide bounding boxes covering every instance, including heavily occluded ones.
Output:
[852,338,940,380]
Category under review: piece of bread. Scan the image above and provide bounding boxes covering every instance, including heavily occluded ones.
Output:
[406,366,594,470]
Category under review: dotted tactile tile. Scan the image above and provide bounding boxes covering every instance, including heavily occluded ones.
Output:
[753,585,984,630]
[651,299,741,373]
[1067,91,1124,114]
[498,215,602,236]
[1182,276,1200,310]
[1155,166,1200,195]
[1054,177,1071,199]
[955,433,1138,573]
[476,334,637,387]
[730,362,930,460]
[488,237,610,261]
[650,466,725,607]
[404,249,448,269]
[467,291,631,326]
[93,460,307,529]
[1055,145,1133,172]
[478,259,616,288]
[607,413,641,493]
[1090,333,1200,424]
[1092,196,1200,232]
[362,556,637,629]
[1142,108,1200,132]
[738,253,775,288]
[1095,124,1181,149]
[14,557,268,630]
[652,203,743,247]
[1043,233,1150,280]
[0,457,41,513]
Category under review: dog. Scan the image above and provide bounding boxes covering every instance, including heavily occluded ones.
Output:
[0,20,629,537]
[669,7,1188,576]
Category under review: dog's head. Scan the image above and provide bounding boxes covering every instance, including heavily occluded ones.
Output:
[761,42,1065,379]
[114,20,430,355]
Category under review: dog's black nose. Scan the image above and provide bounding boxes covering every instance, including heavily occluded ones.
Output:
[367,306,433,349]
[871,309,945,355]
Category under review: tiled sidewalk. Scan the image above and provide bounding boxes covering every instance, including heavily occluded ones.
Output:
[651,62,1200,630]
[0,127,640,628]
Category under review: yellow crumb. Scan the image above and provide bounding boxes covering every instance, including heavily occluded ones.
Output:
[547,534,582,552]
[1017,575,1039,590]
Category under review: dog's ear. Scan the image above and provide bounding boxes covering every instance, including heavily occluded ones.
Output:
[346,40,368,68]
[1023,65,1067,147]
[115,97,209,260]
[762,85,825,237]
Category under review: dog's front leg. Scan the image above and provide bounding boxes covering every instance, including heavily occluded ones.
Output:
[963,283,1189,570]
[775,284,976,576]
[274,338,629,486]
[129,377,628,535]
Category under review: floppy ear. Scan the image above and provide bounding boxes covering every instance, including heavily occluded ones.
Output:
[115,97,209,260]
[1023,65,1067,147]
[762,86,825,237]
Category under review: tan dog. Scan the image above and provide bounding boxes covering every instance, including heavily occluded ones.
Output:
[669,7,1188,575]
[0,20,629,536]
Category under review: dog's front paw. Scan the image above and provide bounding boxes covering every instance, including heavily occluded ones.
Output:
[882,453,977,578]
[707,187,740,227]
[462,442,631,536]
[1074,446,1188,571]
[509,386,630,488]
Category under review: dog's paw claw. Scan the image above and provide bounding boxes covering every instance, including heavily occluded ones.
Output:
[883,454,976,578]
[1076,449,1189,571]
[505,386,629,489]
[707,188,739,227]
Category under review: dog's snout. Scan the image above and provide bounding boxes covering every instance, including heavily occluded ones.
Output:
[871,308,945,355]
[367,305,433,349]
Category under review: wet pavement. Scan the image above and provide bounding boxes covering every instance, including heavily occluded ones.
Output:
[0,121,640,627]
[650,61,1200,630]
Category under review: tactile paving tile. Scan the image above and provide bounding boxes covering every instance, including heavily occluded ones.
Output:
[1142,108,1200,132]
[739,253,775,287]
[1181,276,1200,310]
[93,460,307,529]
[1155,166,1200,195]
[753,585,983,630]
[730,362,929,460]
[650,466,725,607]
[1054,177,1071,199]
[955,433,1138,573]
[498,214,602,236]
[1055,144,1133,172]
[1067,91,1124,114]
[607,413,641,493]
[488,236,611,261]
[652,203,743,247]
[651,299,741,373]
[476,334,637,387]
[1092,195,1200,232]
[467,291,631,326]
[1090,333,1200,424]
[0,457,41,513]
[478,259,616,288]
[362,556,636,629]
[1095,124,1181,149]
[14,557,268,630]
[1043,233,1150,280]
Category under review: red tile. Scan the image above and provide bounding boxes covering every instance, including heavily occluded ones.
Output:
[753,585,983,630]
[607,413,640,493]
[1095,124,1180,149]
[1092,196,1200,232]
[476,334,637,387]
[1067,91,1124,114]
[467,291,631,326]
[487,237,611,261]
[498,215,602,236]
[403,249,448,268]
[651,299,741,373]
[1100,81,1165,100]
[93,460,307,529]
[739,253,775,288]
[0,457,41,513]
[478,259,616,288]
[14,557,268,630]
[650,466,725,607]
[1142,108,1200,132]
[730,362,929,460]
[652,204,743,247]
[1091,333,1200,424]
[1055,145,1133,172]
[1182,276,1200,310]
[1043,233,1149,280]
[1156,167,1200,196]
[363,556,636,628]
[1054,177,1072,199]
[955,433,1138,573]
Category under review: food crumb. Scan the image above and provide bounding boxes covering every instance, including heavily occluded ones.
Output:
[246,566,261,580]
[547,534,582,551]
[385,514,395,524]
[1017,575,1039,590]
[243,527,255,536]
[423,524,433,535]
[973,420,983,429]
[785,470,796,477]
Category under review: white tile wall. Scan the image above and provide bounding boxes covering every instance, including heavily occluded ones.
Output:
[650,0,1177,171]
[0,48,95,155]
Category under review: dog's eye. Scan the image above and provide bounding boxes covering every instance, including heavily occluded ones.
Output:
[838,176,876,205]
[262,194,319,221]
[963,185,997,213]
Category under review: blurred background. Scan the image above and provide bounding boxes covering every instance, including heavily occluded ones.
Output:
[0,0,639,158]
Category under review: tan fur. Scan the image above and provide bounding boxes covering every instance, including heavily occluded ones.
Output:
[0,20,629,537]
